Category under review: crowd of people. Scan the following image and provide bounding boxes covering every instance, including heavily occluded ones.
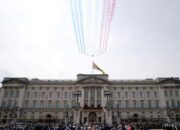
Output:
[0,120,180,130]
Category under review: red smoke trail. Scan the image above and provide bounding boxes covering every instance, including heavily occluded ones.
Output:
[100,0,111,54]
[101,0,111,53]
[99,0,106,54]
[104,0,116,52]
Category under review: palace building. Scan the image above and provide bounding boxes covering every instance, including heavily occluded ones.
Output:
[0,74,180,124]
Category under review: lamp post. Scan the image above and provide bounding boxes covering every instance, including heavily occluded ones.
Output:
[104,90,112,125]
[73,90,81,124]
[104,90,112,110]
[116,104,120,124]
[64,104,69,126]
[104,90,112,101]
[73,90,81,102]
[166,105,171,123]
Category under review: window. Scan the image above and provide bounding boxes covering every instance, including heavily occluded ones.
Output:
[64,101,68,107]
[7,100,12,107]
[177,100,180,107]
[164,90,168,98]
[61,92,64,99]
[64,92,68,99]
[69,92,71,99]
[166,101,169,107]
[140,100,144,108]
[154,91,157,98]
[110,92,114,98]
[125,92,128,98]
[15,90,20,98]
[132,92,136,98]
[175,90,179,97]
[118,101,121,108]
[10,90,14,98]
[49,92,53,98]
[169,90,173,97]
[34,91,38,98]
[56,101,60,108]
[133,101,137,108]
[125,101,129,108]
[48,101,52,108]
[171,99,175,107]
[148,100,151,108]
[97,100,101,107]
[26,92,30,98]
[33,101,37,108]
[155,100,159,108]
[40,101,45,108]
[57,92,60,98]
[118,92,121,98]
[14,101,18,107]
[3,90,8,98]
[147,91,150,98]
[140,91,143,98]
[42,92,45,98]
[1,100,6,107]
[25,101,29,108]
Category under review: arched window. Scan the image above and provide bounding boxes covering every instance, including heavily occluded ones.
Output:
[56,100,60,108]
[24,100,29,108]
[155,100,159,108]
[7,100,12,107]
[15,90,20,98]
[33,100,37,108]
[48,100,52,108]
[125,100,129,108]
[3,90,8,98]
[40,101,45,108]
[133,100,137,108]
[140,100,144,108]
[10,89,14,98]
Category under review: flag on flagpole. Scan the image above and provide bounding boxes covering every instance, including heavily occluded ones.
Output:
[92,62,105,74]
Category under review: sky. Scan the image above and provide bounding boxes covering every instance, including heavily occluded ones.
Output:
[0,0,180,83]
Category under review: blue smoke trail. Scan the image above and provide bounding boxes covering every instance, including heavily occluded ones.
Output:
[74,0,84,54]
[70,0,81,52]
[78,0,86,54]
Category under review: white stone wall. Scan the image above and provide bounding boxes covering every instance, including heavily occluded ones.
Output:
[0,76,180,123]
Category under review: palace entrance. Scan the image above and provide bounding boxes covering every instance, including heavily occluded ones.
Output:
[89,112,97,122]
[46,114,52,122]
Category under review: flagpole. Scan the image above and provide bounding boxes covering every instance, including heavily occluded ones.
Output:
[92,61,94,74]
[91,55,94,74]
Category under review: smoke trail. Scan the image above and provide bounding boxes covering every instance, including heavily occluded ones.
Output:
[104,0,116,52]
[99,0,110,54]
[101,0,111,54]
[78,0,86,54]
[69,0,81,52]
[99,0,106,54]
[75,0,84,54]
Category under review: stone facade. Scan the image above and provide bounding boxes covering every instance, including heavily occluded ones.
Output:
[0,74,180,124]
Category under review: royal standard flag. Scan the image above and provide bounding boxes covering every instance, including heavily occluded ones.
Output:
[92,62,105,74]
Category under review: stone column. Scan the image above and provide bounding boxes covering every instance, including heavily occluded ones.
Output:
[18,86,26,108]
[81,88,84,107]
[0,88,5,106]
[88,88,90,107]
[102,87,105,107]
[158,85,166,107]
[158,85,167,118]
[95,88,97,107]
